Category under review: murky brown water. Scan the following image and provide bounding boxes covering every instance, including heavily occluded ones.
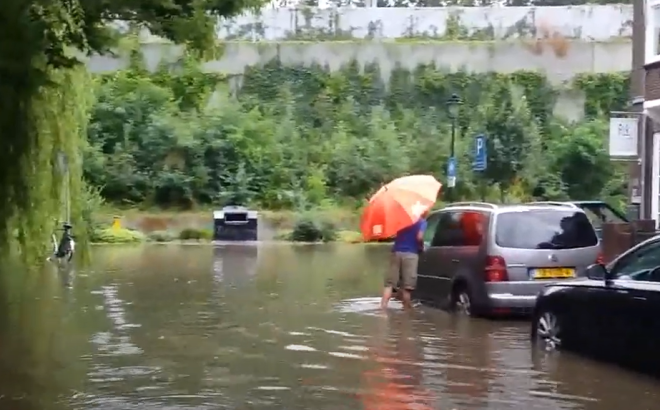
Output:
[0,244,659,410]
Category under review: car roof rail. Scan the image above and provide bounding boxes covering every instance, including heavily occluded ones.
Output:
[448,202,498,209]
[526,201,579,208]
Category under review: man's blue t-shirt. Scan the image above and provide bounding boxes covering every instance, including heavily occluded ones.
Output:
[393,219,427,253]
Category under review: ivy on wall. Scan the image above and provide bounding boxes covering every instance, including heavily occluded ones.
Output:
[573,72,631,118]
[237,59,627,128]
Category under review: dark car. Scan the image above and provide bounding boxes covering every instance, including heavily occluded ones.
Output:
[531,234,660,375]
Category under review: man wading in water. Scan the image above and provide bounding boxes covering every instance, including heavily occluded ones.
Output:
[380,210,428,310]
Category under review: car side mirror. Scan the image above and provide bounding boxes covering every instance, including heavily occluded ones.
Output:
[585,263,608,280]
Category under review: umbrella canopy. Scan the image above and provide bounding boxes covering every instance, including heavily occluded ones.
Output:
[360,175,442,241]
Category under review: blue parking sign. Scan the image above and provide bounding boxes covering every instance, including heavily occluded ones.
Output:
[473,134,487,171]
[447,156,457,188]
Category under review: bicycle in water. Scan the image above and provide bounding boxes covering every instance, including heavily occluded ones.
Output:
[48,222,75,264]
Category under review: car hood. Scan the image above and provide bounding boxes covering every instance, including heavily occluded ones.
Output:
[543,277,607,289]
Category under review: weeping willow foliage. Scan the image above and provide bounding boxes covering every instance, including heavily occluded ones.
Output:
[0,65,93,267]
[0,0,89,268]
[0,0,259,267]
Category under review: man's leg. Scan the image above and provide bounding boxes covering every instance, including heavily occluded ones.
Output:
[381,252,401,309]
[400,252,419,310]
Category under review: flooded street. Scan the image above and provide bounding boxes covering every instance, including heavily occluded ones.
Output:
[1,244,659,410]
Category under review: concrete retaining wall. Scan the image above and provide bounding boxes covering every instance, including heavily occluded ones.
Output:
[86,40,632,85]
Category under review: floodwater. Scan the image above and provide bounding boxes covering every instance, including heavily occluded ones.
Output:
[0,244,659,410]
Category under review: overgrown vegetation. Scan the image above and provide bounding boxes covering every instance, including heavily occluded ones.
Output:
[85,59,628,215]
[91,227,146,244]
[0,0,265,268]
[89,226,216,243]
[289,216,339,242]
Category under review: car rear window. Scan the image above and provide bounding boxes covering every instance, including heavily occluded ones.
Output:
[578,204,627,230]
[495,210,598,249]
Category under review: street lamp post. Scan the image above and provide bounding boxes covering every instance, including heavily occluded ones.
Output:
[446,93,462,200]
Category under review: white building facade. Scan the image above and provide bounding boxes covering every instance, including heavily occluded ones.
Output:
[645,0,660,119]
[645,0,660,224]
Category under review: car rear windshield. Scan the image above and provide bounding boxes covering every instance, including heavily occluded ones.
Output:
[495,210,598,250]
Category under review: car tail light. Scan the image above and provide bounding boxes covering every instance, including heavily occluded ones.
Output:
[485,255,508,282]
[595,252,605,264]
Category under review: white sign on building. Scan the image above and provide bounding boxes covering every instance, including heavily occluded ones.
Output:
[608,117,639,157]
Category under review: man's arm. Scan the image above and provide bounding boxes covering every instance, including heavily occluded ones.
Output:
[416,219,427,242]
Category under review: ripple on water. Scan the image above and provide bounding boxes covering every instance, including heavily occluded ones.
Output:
[328,351,366,360]
[334,297,403,315]
[285,344,317,352]
[306,327,359,338]
[299,364,330,370]
[338,345,369,352]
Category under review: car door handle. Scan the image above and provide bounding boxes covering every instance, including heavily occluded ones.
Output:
[633,296,647,301]
[451,259,459,264]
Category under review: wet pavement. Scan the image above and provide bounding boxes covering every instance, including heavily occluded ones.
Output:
[0,244,659,410]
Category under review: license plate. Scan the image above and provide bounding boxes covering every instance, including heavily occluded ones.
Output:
[532,268,575,279]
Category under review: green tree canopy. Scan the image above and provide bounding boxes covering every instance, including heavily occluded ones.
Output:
[0,0,265,264]
[4,0,263,71]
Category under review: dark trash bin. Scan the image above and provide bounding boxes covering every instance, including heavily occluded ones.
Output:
[213,206,258,241]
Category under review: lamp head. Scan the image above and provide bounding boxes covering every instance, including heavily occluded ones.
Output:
[446,93,462,119]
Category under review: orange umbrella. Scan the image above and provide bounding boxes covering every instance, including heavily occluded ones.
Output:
[361,175,442,241]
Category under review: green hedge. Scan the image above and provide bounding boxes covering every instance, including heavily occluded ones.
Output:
[92,228,146,244]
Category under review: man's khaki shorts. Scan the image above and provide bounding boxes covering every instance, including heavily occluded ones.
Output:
[385,252,419,290]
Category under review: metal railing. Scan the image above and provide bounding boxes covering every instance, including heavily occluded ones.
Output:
[447,202,498,209]
[525,201,579,208]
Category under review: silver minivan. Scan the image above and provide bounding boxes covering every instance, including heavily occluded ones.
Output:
[413,202,602,317]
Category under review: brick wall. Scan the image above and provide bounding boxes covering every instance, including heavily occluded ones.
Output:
[645,62,660,101]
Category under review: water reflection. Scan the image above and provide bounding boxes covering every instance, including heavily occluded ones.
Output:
[212,244,259,287]
[361,312,432,410]
[0,244,659,410]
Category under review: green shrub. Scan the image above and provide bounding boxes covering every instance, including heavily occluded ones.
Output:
[290,217,337,242]
[320,220,338,242]
[91,228,146,244]
[336,230,363,243]
[178,227,213,241]
[147,230,177,242]
[273,229,292,241]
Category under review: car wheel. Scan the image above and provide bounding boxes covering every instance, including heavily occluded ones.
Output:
[452,286,473,317]
[532,310,562,351]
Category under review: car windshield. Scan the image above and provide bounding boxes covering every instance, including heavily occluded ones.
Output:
[495,210,598,250]
[613,240,660,280]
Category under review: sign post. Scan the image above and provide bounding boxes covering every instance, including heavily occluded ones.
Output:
[447,157,456,188]
[473,134,487,172]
